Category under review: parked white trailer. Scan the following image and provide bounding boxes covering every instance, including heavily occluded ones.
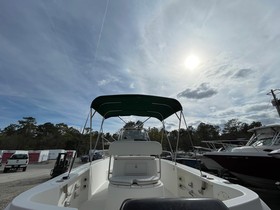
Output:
[29,150,49,163]
[48,149,66,160]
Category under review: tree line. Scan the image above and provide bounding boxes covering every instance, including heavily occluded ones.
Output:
[0,117,262,156]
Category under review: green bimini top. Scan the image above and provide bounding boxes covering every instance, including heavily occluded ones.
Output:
[90,94,183,121]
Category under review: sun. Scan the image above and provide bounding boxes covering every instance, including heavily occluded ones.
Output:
[184,55,200,70]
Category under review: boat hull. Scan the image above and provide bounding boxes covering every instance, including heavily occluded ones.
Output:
[204,152,280,190]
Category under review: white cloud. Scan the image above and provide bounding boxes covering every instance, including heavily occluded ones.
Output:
[178,83,218,99]
[1,0,280,130]
[98,79,109,86]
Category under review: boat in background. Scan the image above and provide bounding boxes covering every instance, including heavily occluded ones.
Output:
[4,94,270,210]
[200,140,247,174]
[203,124,280,190]
[161,150,203,170]
[268,148,280,191]
[231,124,280,153]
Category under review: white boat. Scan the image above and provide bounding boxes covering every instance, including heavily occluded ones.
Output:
[232,124,280,153]
[4,94,270,210]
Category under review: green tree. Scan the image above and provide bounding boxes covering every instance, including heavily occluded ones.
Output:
[196,122,220,143]
[36,122,58,149]
[221,119,262,140]
[2,124,19,136]
[222,119,242,139]
[18,117,37,137]
[148,127,161,142]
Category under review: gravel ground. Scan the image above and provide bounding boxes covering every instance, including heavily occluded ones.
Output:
[0,160,83,210]
[0,175,50,210]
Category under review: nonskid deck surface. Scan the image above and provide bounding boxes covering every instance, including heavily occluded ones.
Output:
[79,181,174,210]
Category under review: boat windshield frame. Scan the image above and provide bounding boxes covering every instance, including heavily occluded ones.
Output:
[247,125,280,147]
[118,127,150,141]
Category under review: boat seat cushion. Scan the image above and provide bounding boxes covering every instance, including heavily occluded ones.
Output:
[110,175,159,186]
[108,141,162,186]
[109,176,133,186]
[120,198,229,210]
[109,141,162,156]
[112,157,157,176]
[110,157,160,185]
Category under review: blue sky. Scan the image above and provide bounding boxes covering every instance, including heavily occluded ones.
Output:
[1,0,280,132]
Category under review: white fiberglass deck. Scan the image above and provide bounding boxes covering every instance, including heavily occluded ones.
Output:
[79,180,174,210]
[5,158,270,210]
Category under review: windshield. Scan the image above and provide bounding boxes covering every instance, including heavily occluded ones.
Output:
[251,137,273,147]
[10,154,28,159]
[119,128,150,141]
[249,131,280,147]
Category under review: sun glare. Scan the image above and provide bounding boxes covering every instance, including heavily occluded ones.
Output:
[185,55,200,70]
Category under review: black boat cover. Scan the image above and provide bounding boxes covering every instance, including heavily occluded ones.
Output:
[90,94,182,121]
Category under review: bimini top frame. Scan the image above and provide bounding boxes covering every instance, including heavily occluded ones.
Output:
[89,94,186,162]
